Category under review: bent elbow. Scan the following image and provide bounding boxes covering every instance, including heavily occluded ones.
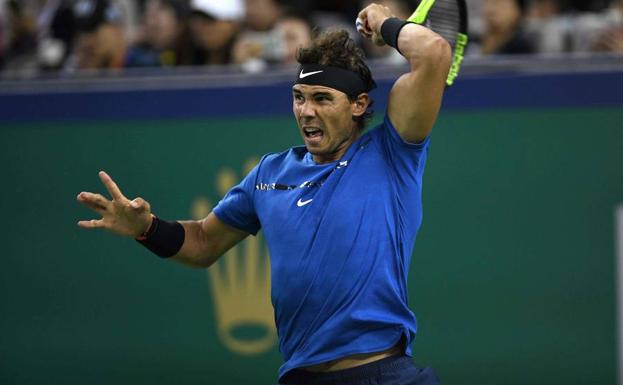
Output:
[405,36,452,78]
[422,36,452,69]
[435,37,452,62]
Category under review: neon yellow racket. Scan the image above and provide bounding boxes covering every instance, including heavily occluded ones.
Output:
[407,0,469,86]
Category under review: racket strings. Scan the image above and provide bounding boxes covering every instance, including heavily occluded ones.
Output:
[426,0,461,48]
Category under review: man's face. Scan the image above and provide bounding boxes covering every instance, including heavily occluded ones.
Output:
[292,84,361,164]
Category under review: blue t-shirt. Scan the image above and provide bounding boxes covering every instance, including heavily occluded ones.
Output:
[213,114,430,379]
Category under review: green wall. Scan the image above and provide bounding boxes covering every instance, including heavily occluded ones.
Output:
[1,107,621,384]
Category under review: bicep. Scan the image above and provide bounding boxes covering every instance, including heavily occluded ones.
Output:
[388,35,451,143]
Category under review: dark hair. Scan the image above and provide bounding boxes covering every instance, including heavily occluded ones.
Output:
[296,29,376,131]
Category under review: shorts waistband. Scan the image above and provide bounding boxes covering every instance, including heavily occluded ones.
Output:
[279,355,413,385]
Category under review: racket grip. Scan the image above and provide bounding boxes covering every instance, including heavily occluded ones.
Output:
[355,17,372,37]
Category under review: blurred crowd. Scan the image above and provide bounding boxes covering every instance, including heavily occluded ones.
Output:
[0,0,621,77]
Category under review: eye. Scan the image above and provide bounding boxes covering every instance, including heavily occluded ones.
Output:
[293,94,304,102]
[314,95,329,102]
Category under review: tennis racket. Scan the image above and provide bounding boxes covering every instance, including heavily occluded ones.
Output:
[408,0,468,86]
[357,0,469,86]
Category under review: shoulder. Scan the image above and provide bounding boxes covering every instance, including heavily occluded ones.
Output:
[258,145,308,171]
[365,113,431,156]
[365,114,414,144]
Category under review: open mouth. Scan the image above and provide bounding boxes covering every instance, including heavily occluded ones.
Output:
[303,127,323,139]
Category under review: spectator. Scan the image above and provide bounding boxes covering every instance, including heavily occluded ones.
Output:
[115,0,140,43]
[590,0,623,52]
[188,0,244,65]
[37,0,75,70]
[525,0,575,53]
[1,0,38,73]
[66,0,126,71]
[276,10,312,63]
[480,0,535,54]
[232,7,311,71]
[466,0,484,39]
[245,0,283,32]
[528,0,561,19]
[232,0,284,69]
[125,0,195,67]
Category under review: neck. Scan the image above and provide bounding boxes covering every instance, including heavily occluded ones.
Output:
[312,129,360,164]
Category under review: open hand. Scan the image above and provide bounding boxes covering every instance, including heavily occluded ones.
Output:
[77,171,153,238]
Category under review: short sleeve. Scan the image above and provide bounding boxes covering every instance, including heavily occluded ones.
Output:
[213,163,261,235]
[376,113,431,180]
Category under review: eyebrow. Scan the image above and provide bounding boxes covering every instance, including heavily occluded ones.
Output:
[312,92,332,98]
[292,89,333,98]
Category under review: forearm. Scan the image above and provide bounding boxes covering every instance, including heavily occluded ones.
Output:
[135,216,217,269]
[171,220,218,268]
[166,212,248,268]
[77,171,246,268]
[378,19,451,142]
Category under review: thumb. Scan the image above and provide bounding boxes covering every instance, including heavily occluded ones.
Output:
[130,197,149,212]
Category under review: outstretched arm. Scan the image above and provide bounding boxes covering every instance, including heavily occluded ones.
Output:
[77,171,247,268]
[177,213,248,268]
[357,4,452,143]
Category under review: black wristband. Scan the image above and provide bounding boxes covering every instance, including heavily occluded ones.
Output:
[136,216,185,258]
[380,17,411,54]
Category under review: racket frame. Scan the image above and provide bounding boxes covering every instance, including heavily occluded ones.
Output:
[407,0,468,86]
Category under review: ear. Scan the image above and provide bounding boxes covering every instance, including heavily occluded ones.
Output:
[351,93,370,117]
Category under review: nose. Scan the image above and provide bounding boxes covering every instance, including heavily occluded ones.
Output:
[298,99,316,119]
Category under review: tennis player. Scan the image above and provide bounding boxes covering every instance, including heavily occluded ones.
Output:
[77,3,451,385]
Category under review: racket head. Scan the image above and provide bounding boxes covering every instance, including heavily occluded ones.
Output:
[408,0,469,86]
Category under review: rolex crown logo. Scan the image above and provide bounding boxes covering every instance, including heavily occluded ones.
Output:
[191,157,276,355]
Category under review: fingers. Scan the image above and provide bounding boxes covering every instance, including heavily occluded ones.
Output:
[77,191,109,212]
[77,172,152,236]
[357,3,393,38]
[355,3,392,41]
[356,8,373,38]
[77,218,105,229]
[356,17,372,38]
[99,171,127,201]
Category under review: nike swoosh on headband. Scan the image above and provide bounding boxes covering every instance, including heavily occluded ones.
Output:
[299,70,324,79]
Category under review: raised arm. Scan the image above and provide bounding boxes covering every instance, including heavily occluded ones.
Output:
[357,4,452,143]
[77,171,247,268]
